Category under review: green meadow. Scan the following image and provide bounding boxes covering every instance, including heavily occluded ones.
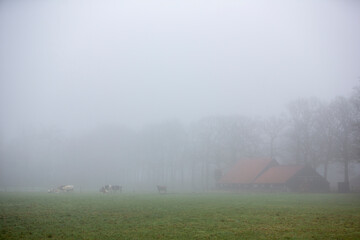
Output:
[0,192,359,240]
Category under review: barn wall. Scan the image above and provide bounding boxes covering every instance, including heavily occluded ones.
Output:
[287,168,329,192]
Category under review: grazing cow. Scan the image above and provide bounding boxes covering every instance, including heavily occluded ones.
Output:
[100,185,122,194]
[157,185,167,194]
[48,188,59,193]
[99,186,108,194]
[104,185,112,192]
[57,185,74,192]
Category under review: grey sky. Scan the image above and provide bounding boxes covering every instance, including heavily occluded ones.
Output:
[1,0,359,139]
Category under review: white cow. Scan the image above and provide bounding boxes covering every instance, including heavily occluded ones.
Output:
[48,188,59,193]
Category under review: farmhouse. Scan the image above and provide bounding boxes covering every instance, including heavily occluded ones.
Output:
[254,165,329,192]
[219,158,278,189]
[219,158,329,192]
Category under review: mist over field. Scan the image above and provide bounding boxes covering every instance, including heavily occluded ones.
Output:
[1,0,360,191]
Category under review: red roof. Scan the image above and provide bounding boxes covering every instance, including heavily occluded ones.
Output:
[254,165,304,184]
[219,158,278,184]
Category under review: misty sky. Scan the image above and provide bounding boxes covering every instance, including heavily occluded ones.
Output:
[1,0,360,140]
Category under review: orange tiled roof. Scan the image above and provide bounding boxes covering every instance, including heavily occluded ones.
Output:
[219,158,278,184]
[254,165,304,184]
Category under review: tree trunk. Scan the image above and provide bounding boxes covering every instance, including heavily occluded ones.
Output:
[295,136,300,164]
[191,160,195,190]
[343,133,350,192]
[344,158,349,184]
[323,160,328,180]
[205,159,209,192]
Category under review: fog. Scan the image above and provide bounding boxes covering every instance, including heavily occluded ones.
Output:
[1,0,359,191]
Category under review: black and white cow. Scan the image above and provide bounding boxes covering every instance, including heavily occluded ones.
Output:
[99,186,108,193]
[100,185,122,193]
[49,185,74,193]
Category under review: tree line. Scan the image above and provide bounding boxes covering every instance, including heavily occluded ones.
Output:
[1,84,360,191]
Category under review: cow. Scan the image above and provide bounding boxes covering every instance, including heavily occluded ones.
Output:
[99,186,108,194]
[157,185,167,194]
[57,185,74,192]
[104,184,112,192]
[48,188,59,193]
[100,185,122,194]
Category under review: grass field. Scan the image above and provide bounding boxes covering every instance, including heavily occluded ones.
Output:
[0,192,359,239]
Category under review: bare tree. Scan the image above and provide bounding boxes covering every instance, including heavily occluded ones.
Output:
[314,104,338,180]
[351,81,360,160]
[330,96,357,190]
[190,115,264,190]
[286,98,323,167]
[262,116,287,159]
